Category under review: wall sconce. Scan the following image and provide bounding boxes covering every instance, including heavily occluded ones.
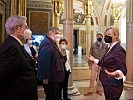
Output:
[53,0,63,16]
[83,0,94,17]
[84,2,88,15]
[111,0,126,20]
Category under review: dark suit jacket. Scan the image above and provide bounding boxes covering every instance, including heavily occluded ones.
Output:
[98,43,127,86]
[37,36,64,83]
[0,36,38,100]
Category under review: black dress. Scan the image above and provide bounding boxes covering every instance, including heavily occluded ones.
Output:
[59,55,70,99]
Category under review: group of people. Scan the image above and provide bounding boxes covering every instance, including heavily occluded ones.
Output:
[0,15,71,100]
[0,15,127,100]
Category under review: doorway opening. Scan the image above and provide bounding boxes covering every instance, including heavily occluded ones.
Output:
[73,29,79,55]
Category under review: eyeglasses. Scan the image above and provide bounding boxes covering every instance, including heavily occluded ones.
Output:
[54,32,60,34]
[18,25,29,29]
[24,25,29,29]
[22,25,28,29]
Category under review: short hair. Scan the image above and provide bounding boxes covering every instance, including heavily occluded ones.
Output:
[47,27,59,35]
[5,15,27,35]
[59,39,68,44]
[96,32,103,37]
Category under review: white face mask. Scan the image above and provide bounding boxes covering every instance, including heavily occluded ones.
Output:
[24,29,32,40]
[28,40,32,44]
[61,44,66,49]
[55,34,60,42]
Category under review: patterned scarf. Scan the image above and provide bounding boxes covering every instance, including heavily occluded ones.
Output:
[48,37,64,71]
[59,48,66,56]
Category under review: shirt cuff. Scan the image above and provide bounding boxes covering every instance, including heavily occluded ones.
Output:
[94,59,99,64]
[115,70,124,80]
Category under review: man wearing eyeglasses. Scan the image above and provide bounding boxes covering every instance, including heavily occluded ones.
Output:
[0,15,38,100]
[37,27,65,100]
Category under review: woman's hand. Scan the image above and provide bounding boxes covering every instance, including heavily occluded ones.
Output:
[43,79,49,84]
[35,54,38,59]
[87,55,95,62]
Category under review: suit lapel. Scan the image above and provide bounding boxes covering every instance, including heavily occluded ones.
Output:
[103,43,119,59]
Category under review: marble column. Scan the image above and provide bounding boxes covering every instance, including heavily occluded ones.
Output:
[86,15,91,56]
[124,0,133,89]
[63,0,79,95]
[85,0,93,57]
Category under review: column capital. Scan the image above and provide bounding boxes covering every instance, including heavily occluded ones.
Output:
[53,0,62,17]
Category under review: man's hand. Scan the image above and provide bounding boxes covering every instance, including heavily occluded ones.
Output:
[43,79,49,84]
[87,55,95,62]
[105,69,119,78]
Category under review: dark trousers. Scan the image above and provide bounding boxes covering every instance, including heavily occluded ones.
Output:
[59,70,70,99]
[43,82,60,100]
[103,85,123,100]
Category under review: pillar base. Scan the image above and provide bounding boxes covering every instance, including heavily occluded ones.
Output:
[124,81,133,90]
[68,85,80,96]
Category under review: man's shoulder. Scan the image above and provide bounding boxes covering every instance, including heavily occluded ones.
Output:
[39,37,53,51]
[40,37,51,46]
[1,36,20,48]
[91,42,98,47]
[0,36,21,55]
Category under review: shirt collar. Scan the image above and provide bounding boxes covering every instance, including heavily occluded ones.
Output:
[10,35,23,45]
[109,41,118,50]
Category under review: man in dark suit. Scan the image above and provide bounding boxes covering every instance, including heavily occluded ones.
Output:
[37,27,64,100]
[88,26,127,100]
[0,16,38,100]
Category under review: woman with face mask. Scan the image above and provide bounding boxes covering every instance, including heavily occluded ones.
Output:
[23,29,38,69]
[58,39,71,100]
[87,26,127,100]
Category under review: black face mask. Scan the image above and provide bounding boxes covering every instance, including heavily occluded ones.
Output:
[97,38,102,42]
[104,35,112,43]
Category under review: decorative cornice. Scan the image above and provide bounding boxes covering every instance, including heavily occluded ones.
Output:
[27,1,52,9]
[0,1,5,14]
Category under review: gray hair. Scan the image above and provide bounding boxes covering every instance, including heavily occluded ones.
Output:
[5,15,27,35]
[47,27,59,35]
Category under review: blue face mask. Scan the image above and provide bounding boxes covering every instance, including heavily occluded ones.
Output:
[97,38,102,42]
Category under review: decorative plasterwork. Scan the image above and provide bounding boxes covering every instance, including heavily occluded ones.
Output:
[0,1,5,14]
[27,1,52,9]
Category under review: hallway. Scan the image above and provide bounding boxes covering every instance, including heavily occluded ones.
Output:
[38,55,133,100]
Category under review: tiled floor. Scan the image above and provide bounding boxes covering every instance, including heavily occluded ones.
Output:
[38,55,133,100]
